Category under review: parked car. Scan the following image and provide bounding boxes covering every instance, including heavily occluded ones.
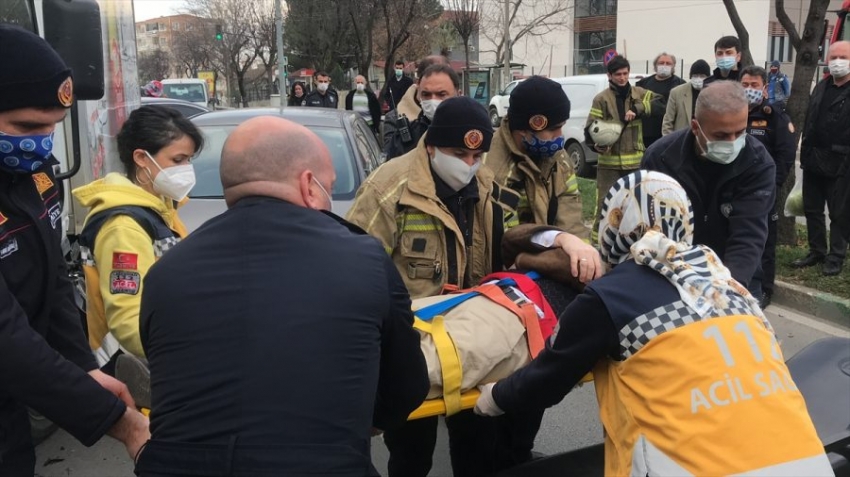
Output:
[160,78,210,107]
[549,73,645,178]
[140,96,210,118]
[488,79,523,127]
[181,107,385,232]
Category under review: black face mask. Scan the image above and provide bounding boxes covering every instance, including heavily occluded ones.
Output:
[609,80,631,96]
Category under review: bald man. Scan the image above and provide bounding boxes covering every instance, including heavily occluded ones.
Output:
[794,40,850,276]
[135,116,429,477]
[642,81,776,288]
[346,75,381,134]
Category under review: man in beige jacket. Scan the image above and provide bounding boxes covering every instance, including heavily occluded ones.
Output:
[662,59,711,136]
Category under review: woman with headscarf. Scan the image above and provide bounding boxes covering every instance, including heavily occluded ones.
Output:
[474,170,832,476]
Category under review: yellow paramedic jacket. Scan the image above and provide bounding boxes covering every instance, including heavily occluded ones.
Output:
[484,120,589,240]
[73,173,187,360]
[346,138,520,299]
[585,86,659,170]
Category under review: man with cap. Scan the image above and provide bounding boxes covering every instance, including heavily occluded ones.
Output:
[662,59,711,136]
[768,60,791,110]
[635,52,686,148]
[0,24,149,474]
[584,55,662,244]
[347,96,520,477]
[484,75,600,285]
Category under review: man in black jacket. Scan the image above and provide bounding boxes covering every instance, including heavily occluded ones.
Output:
[739,65,796,306]
[0,25,148,475]
[382,60,414,113]
[136,116,429,477]
[303,71,340,109]
[704,36,743,86]
[642,80,775,287]
[792,40,850,276]
[635,52,685,148]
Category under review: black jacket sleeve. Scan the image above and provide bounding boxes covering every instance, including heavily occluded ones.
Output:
[382,110,404,160]
[368,91,382,132]
[45,257,98,372]
[0,275,125,446]
[372,255,429,431]
[772,112,797,189]
[725,144,776,284]
[344,91,353,110]
[492,290,618,413]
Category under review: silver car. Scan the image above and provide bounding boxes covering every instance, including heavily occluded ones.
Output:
[181,107,385,232]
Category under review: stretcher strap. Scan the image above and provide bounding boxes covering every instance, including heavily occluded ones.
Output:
[413,316,463,416]
[473,284,546,358]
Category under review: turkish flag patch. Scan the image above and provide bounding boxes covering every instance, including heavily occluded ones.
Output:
[112,252,139,270]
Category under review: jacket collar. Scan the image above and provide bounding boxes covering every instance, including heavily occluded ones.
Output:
[397,84,420,120]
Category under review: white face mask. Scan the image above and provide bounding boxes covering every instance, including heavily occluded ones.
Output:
[312,177,333,212]
[696,123,746,165]
[829,59,850,78]
[317,82,329,93]
[430,148,480,192]
[420,99,442,121]
[145,151,196,201]
[356,83,365,92]
[656,65,673,78]
[690,77,705,90]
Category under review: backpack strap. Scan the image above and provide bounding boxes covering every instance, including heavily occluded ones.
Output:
[79,206,175,254]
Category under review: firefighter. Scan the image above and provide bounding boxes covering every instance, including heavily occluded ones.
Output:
[347,95,519,477]
[739,65,796,307]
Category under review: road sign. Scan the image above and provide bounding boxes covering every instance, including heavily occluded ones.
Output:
[603,49,618,65]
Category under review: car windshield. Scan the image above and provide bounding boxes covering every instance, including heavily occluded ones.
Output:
[189,125,357,200]
[162,83,207,103]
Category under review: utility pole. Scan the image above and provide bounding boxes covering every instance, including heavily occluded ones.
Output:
[502,0,511,89]
[275,0,286,113]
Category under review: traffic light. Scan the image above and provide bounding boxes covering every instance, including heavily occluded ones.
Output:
[215,24,223,41]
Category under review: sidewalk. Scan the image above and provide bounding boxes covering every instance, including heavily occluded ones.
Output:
[773,280,850,328]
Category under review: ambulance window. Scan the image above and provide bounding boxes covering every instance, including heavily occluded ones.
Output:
[0,1,36,31]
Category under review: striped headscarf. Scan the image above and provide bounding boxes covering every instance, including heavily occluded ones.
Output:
[599,170,763,318]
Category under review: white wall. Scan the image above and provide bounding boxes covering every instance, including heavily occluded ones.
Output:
[616,0,771,77]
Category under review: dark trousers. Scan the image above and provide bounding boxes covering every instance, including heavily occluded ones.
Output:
[0,401,36,477]
[492,406,546,471]
[384,411,498,477]
[750,210,778,297]
[803,171,848,263]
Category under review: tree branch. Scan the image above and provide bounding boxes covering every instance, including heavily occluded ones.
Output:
[775,0,802,49]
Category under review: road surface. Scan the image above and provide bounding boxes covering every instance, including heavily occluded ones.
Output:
[34,304,849,477]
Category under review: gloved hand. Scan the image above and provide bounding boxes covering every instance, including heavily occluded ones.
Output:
[473,383,505,417]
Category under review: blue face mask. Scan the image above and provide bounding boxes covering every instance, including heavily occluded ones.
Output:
[0,131,54,174]
[522,133,565,160]
[716,56,737,71]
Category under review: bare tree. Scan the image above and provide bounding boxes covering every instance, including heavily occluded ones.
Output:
[721,0,755,67]
[184,0,268,107]
[250,0,278,93]
[445,0,479,92]
[285,0,357,73]
[479,0,571,89]
[376,0,443,81]
[345,0,380,81]
[172,20,215,78]
[138,49,172,83]
[773,0,831,245]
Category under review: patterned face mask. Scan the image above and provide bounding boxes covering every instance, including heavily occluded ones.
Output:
[522,133,565,160]
[744,87,764,105]
[0,131,54,174]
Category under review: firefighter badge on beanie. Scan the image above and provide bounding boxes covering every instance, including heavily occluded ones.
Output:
[58,77,74,107]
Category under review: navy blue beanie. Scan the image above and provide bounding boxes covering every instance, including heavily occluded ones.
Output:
[0,24,73,113]
[508,76,570,132]
[426,96,494,151]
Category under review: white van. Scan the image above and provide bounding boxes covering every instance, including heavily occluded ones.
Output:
[161,78,210,108]
[550,74,645,178]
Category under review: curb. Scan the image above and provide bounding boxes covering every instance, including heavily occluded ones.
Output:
[773,280,850,328]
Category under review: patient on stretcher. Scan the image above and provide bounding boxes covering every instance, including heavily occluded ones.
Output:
[413,224,585,401]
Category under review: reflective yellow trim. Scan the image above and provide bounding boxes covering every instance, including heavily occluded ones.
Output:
[598,152,644,168]
[400,212,443,232]
[589,108,604,118]
[412,316,463,417]
[564,174,579,195]
[504,211,519,229]
[364,178,409,231]
[642,91,652,116]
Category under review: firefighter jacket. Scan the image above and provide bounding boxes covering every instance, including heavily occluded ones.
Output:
[584,85,661,170]
[492,260,832,475]
[484,120,589,240]
[73,173,186,362]
[346,138,520,298]
[0,162,125,455]
[746,101,796,189]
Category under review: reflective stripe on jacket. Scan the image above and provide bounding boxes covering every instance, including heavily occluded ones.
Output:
[346,138,520,298]
[484,120,588,240]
